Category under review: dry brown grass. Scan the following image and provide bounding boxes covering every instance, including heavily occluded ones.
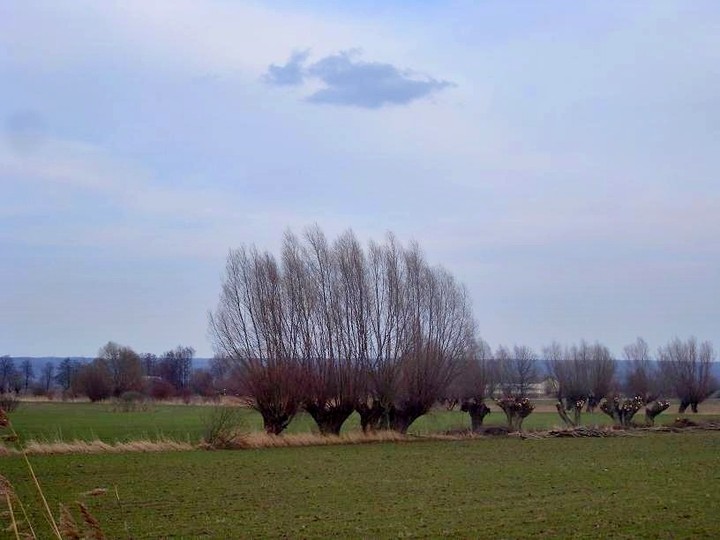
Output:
[20,438,194,455]
[222,430,409,449]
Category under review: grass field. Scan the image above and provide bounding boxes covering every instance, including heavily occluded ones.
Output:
[2,432,719,538]
[8,399,720,444]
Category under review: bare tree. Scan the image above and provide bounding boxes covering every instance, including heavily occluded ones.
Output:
[623,337,661,404]
[623,337,670,425]
[41,362,55,393]
[545,340,617,426]
[73,360,112,402]
[544,342,589,427]
[458,338,497,432]
[0,356,15,393]
[157,346,195,392]
[497,345,538,398]
[190,368,216,398]
[294,229,366,435]
[55,358,77,392]
[357,239,472,433]
[658,337,716,413]
[585,342,616,411]
[209,245,303,434]
[600,395,645,427]
[96,342,143,397]
[356,235,407,432]
[210,228,474,435]
[20,359,34,392]
[495,345,537,431]
[140,353,157,377]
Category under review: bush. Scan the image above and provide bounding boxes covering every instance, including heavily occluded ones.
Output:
[30,384,48,397]
[73,361,112,402]
[202,406,245,449]
[146,378,176,400]
[114,391,149,412]
[0,393,20,413]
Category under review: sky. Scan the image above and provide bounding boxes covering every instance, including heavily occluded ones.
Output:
[1,1,719,358]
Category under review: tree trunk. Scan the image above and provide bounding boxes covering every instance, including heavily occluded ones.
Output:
[389,404,427,434]
[356,402,387,433]
[462,401,490,432]
[645,400,670,426]
[305,402,355,435]
[261,412,293,435]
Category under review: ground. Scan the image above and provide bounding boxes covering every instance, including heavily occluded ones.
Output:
[2,400,719,538]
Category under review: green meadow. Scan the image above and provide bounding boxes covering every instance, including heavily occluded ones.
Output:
[2,400,720,538]
[7,400,621,444]
[9,399,720,444]
[2,433,719,538]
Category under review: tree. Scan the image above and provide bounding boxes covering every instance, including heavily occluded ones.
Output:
[0,356,15,393]
[55,358,77,392]
[190,368,216,398]
[545,340,617,426]
[292,230,366,435]
[209,228,474,435]
[157,346,195,391]
[658,337,716,413]
[41,362,55,393]
[585,342,616,411]
[140,353,157,377]
[73,360,112,402]
[545,342,589,427]
[623,337,661,404]
[209,243,304,434]
[458,338,497,432]
[96,342,143,397]
[20,359,34,392]
[354,236,472,434]
[600,395,645,427]
[495,345,538,431]
[497,345,537,399]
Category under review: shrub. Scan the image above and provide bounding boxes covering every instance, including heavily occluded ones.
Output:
[202,406,245,449]
[0,394,20,413]
[74,362,113,402]
[114,391,149,412]
[146,378,176,400]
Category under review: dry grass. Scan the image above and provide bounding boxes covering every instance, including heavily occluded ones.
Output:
[223,430,408,449]
[21,438,194,455]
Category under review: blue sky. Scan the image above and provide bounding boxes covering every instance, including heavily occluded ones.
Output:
[1,1,718,358]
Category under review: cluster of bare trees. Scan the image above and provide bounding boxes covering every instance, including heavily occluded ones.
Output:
[543,336,716,427]
[209,228,474,434]
[544,341,617,426]
[0,356,36,394]
[208,228,718,435]
[657,337,715,413]
[70,343,203,401]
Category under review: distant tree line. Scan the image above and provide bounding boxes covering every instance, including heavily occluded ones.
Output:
[0,344,213,403]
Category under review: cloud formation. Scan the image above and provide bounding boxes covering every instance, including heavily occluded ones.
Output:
[264,50,454,108]
[263,50,310,86]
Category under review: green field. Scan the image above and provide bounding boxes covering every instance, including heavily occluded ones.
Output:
[0,401,639,444]
[2,433,719,538]
[7,400,719,445]
[3,401,720,538]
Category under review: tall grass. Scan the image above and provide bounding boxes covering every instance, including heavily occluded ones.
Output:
[0,406,108,539]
